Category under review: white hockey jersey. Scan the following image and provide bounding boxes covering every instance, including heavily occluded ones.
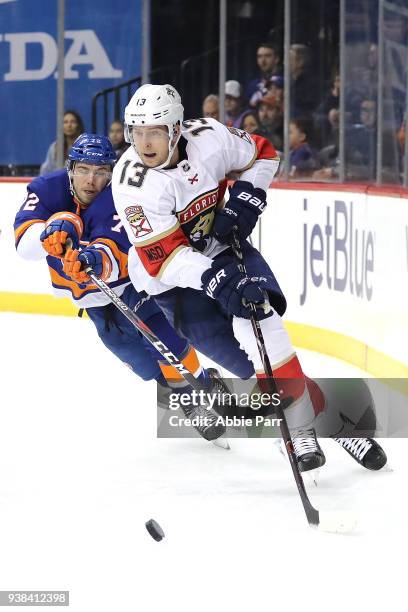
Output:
[112,118,279,295]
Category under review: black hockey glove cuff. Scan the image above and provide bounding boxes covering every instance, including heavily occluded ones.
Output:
[212,180,267,243]
[201,256,265,319]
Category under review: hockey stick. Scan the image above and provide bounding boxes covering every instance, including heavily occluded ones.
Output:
[81,265,227,445]
[230,229,356,533]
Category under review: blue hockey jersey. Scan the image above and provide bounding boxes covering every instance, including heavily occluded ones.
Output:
[14,169,131,307]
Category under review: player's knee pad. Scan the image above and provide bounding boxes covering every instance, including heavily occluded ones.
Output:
[233,309,294,371]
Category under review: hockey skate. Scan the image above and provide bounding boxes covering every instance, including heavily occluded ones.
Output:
[180,395,226,442]
[333,437,387,470]
[292,428,326,473]
[157,368,229,445]
[182,368,230,445]
[206,368,237,416]
[157,382,172,411]
[275,427,326,486]
[203,368,233,448]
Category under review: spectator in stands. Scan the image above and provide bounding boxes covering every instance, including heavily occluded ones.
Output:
[289,44,319,117]
[313,146,339,181]
[246,43,282,106]
[249,74,285,109]
[257,93,284,151]
[108,119,129,160]
[239,110,260,134]
[202,94,219,120]
[346,97,377,180]
[224,80,248,127]
[266,75,284,106]
[313,67,340,148]
[289,117,319,178]
[347,43,380,123]
[40,110,84,175]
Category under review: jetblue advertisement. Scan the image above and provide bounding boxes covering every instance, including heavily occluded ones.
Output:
[0,0,141,165]
[299,198,374,306]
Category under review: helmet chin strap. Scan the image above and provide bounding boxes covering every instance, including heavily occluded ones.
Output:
[67,168,87,207]
[159,128,181,169]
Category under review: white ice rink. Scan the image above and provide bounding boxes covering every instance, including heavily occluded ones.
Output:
[0,312,406,612]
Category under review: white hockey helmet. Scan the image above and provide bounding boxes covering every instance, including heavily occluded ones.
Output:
[124,83,184,168]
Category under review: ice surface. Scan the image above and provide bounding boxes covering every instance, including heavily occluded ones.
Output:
[0,312,405,612]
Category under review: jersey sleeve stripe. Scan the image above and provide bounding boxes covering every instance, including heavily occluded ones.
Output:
[156,245,189,279]
[250,133,280,161]
[132,221,181,247]
[135,225,189,278]
[49,267,99,299]
[229,134,279,176]
[14,219,44,248]
[88,237,128,279]
[229,146,258,174]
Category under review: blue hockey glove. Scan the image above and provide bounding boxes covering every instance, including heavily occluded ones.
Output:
[212,180,267,243]
[63,246,112,283]
[201,257,265,319]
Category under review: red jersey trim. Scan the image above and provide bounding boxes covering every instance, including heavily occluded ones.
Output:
[135,225,189,277]
[250,133,279,161]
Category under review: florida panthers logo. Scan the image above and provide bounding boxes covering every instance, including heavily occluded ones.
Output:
[124,205,153,238]
[190,211,214,243]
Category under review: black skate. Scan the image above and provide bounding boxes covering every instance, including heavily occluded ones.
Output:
[157,382,172,411]
[181,400,225,442]
[157,369,228,443]
[333,437,387,470]
[292,428,326,472]
[206,368,237,418]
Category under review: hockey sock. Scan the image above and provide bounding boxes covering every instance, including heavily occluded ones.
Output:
[233,311,322,429]
[141,312,206,392]
[158,344,206,390]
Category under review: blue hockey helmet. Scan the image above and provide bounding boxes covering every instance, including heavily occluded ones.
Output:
[67,133,116,169]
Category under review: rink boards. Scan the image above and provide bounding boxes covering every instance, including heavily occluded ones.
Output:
[0,178,407,376]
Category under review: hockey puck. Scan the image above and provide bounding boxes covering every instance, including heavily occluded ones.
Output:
[145,519,165,542]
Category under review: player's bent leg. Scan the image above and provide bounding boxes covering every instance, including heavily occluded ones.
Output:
[90,285,226,440]
[155,287,255,379]
[86,301,163,381]
[230,242,388,470]
[233,309,326,472]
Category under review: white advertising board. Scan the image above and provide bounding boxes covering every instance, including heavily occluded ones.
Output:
[1,180,407,373]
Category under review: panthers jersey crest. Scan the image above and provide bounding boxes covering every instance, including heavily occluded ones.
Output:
[125,205,153,238]
[177,188,218,251]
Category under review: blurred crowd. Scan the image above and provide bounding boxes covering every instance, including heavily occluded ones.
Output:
[201,41,405,183]
[39,112,130,175]
[33,39,406,184]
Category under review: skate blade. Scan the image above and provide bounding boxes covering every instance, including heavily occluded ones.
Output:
[273,440,320,486]
[273,438,286,460]
[305,468,320,487]
[316,510,358,534]
[211,437,231,450]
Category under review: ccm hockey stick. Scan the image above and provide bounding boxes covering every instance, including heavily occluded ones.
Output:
[82,266,228,446]
[230,228,356,533]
